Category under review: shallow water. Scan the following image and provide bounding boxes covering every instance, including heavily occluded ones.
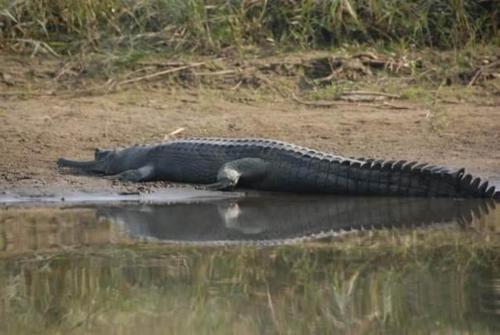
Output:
[0,191,499,334]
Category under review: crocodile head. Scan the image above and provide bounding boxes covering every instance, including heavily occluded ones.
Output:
[57,148,116,174]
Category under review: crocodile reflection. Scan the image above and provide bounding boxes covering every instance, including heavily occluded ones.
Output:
[97,196,496,245]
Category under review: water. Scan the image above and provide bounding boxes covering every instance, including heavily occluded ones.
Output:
[0,191,499,334]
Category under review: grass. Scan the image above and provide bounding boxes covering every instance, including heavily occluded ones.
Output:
[302,41,500,106]
[0,1,498,100]
[0,0,497,57]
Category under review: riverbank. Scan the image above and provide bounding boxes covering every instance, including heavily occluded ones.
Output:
[1,49,499,194]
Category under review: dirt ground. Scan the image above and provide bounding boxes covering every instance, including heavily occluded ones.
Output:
[1,54,499,194]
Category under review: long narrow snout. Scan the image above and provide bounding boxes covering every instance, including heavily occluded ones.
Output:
[57,158,106,173]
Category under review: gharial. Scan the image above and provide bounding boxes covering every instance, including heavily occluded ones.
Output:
[97,197,496,246]
[57,137,499,199]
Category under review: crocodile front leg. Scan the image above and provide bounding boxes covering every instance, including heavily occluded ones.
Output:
[205,158,270,191]
[105,165,156,182]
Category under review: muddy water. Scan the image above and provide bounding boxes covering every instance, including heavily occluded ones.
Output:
[0,191,499,334]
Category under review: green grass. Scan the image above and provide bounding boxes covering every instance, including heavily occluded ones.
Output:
[0,0,497,57]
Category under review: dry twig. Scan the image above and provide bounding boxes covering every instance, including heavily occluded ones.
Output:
[340,90,401,99]
[377,102,410,110]
[136,61,187,67]
[292,93,410,110]
[163,128,185,141]
[291,93,352,107]
[15,38,60,58]
[117,61,207,86]
[339,95,386,103]
[193,69,236,76]
[467,59,500,87]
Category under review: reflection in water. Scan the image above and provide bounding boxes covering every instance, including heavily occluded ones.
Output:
[0,195,499,334]
[0,196,496,250]
[99,196,497,245]
[0,249,499,334]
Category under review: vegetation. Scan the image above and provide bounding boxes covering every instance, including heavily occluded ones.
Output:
[0,0,497,56]
[0,0,497,100]
[1,243,499,334]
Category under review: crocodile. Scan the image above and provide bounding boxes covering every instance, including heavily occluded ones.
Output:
[58,138,499,198]
[98,195,496,245]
